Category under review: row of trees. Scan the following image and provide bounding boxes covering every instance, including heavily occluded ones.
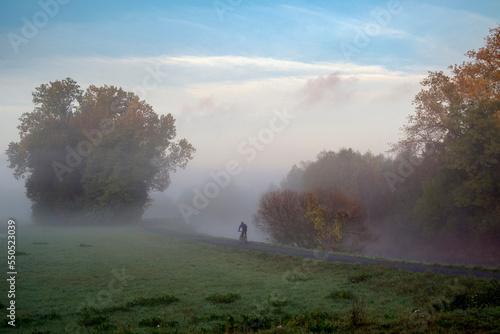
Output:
[254,27,500,264]
[7,78,195,224]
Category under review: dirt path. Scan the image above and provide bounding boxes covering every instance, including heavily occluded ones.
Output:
[142,224,500,279]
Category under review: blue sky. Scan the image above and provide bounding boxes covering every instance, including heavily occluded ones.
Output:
[0,0,499,214]
[2,1,498,66]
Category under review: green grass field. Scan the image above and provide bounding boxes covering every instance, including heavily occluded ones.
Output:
[1,222,500,333]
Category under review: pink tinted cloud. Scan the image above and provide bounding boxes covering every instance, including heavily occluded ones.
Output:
[180,95,215,119]
[197,96,215,110]
[180,95,240,120]
[298,72,342,105]
[370,82,417,104]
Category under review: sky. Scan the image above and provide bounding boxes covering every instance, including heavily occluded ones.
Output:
[0,0,499,223]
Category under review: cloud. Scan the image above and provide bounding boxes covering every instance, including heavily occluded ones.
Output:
[369,82,420,104]
[298,72,343,105]
[180,95,240,120]
[197,96,215,110]
[293,72,366,111]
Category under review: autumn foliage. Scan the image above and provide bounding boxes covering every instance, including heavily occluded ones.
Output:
[254,189,368,251]
[391,26,500,240]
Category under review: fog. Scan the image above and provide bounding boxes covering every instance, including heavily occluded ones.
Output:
[146,167,286,242]
[3,143,499,266]
[1,1,499,269]
[0,154,31,224]
[0,146,284,243]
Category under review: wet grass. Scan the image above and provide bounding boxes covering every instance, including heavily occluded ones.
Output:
[0,223,499,333]
[326,289,355,300]
[205,293,241,304]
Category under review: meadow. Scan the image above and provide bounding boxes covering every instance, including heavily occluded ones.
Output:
[1,221,500,333]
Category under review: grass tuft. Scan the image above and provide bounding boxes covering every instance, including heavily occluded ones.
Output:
[126,295,179,307]
[348,272,372,283]
[138,316,179,328]
[327,289,355,300]
[101,305,131,313]
[349,299,368,327]
[205,293,241,304]
[285,272,311,282]
[40,311,61,320]
[77,307,109,327]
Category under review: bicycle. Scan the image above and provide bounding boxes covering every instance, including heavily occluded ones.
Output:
[239,230,247,244]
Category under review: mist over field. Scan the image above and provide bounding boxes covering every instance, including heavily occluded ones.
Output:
[0,154,30,223]
[145,167,286,242]
[1,0,500,268]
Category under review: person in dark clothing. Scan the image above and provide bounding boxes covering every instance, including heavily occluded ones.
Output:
[238,221,247,242]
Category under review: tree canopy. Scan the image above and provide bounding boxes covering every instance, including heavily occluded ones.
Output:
[391,26,500,238]
[6,78,195,225]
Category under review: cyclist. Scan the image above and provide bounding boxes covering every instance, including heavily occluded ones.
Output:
[238,221,247,242]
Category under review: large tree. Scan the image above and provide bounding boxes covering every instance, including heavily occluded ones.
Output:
[392,26,500,239]
[6,78,195,224]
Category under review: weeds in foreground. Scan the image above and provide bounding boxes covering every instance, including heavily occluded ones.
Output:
[447,279,500,310]
[77,307,109,327]
[349,299,368,327]
[138,316,179,328]
[348,273,372,283]
[39,311,61,320]
[284,272,311,283]
[74,296,179,330]
[126,295,180,307]
[205,293,241,304]
[326,289,355,300]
